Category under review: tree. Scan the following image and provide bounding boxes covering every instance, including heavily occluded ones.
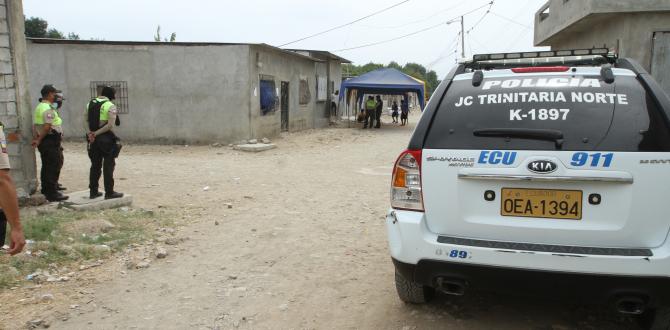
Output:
[45,28,64,39]
[24,16,81,40]
[154,25,177,42]
[387,61,402,70]
[24,16,48,38]
[154,25,162,42]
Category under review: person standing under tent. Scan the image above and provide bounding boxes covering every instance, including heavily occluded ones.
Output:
[391,100,399,123]
[363,96,376,129]
[374,95,383,129]
[401,99,409,126]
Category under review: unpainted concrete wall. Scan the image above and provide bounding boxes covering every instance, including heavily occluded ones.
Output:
[539,12,670,72]
[0,0,36,197]
[248,46,323,138]
[27,42,252,144]
[535,0,670,47]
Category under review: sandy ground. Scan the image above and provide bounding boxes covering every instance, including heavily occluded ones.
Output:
[2,113,637,329]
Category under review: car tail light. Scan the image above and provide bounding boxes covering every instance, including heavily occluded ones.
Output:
[511,66,570,73]
[391,149,423,211]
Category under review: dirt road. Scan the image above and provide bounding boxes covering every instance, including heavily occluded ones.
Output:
[11,115,636,329]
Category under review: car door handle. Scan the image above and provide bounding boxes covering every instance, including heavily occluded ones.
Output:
[458,170,634,184]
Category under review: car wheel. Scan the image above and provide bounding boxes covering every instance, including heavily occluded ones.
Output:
[394,270,434,304]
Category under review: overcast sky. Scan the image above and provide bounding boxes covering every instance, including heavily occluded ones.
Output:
[23,0,547,78]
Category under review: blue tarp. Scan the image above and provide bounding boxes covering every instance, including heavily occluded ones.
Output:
[339,68,425,109]
[259,80,276,114]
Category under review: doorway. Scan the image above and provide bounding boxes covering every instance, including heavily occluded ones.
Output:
[281,81,289,132]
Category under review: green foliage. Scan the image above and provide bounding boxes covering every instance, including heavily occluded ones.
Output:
[387,61,402,70]
[45,28,64,39]
[343,61,442,98]
[24,16,48,38]
[24,16,80,40]
[154,25,177,42]
[154,25,162,42]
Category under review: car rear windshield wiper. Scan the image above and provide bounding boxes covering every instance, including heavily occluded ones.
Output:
[473,128,564,149]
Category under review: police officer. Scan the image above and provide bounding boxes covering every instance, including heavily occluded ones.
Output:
[374,95,383,129]
[364,95,376,129]
[85,86,123,200]
[53,92,66,191]
[32,85,68,202]
[0,122,26,255]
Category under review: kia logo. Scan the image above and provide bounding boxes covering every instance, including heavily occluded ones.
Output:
[527,160,558,174]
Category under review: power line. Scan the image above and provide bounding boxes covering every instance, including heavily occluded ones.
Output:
[426,33,461,69]
[333,2,493,53]
[359,1,467,30]
[333,22,448,52]
[489,11,532,30]
[466,1,495,34]
[277,0,410,47]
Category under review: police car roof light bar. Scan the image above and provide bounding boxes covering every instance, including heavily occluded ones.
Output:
[467,48,616,70]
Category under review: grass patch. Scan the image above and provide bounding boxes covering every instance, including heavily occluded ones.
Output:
[0,208,174,289]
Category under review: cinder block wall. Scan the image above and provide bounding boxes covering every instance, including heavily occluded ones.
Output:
[0,0,37,198]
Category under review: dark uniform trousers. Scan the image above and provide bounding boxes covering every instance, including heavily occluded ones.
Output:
[37,133,63,196]
[88,132,116,194]
[375,107,382,128]
[364,109,375,128]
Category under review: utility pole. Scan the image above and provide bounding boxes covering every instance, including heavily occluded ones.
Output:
[460,16,465,59]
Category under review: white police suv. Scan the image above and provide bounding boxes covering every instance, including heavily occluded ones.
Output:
[387,49,670,329]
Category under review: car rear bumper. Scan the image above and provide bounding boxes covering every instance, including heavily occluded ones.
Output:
[392,258,670,307]
[386,209,670,279]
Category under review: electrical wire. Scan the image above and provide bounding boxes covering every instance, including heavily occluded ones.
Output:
[426,33,461,69]
[333,1,493,53]
[469,34,491,53]
[489,11,532,30]
[466,1,495,34]
[359,1,468,30]
[277,0,410,47]
[505,29,532,51]
[333,22,448,52]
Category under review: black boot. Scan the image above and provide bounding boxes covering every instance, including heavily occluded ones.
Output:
[57,184,67,191]
[90,191,103,199]
[105,192,124,200]
[46,192,69,202]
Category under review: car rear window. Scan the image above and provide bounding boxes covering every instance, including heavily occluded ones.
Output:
[423,74,670,151]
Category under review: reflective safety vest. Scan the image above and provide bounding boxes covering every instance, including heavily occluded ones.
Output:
[33,102,62,126]
[365,99,376,111]
[87,97,115,121]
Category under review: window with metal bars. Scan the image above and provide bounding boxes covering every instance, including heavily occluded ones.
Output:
[90,81,129,114]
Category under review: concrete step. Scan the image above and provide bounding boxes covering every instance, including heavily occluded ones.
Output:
[60,190,133,211]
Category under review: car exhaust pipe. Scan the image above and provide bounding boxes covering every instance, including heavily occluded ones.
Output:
[435,277,467,296]
[615,297,646,315]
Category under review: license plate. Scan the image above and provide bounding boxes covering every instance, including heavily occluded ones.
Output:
[501,188,582,220]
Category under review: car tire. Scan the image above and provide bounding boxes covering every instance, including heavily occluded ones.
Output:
[639,306,670,330]
[394,270,434,304]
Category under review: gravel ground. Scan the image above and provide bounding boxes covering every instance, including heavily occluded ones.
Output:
[1,114,638,329]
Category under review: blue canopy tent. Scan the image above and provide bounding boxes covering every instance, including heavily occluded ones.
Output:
[339,68,426,118]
